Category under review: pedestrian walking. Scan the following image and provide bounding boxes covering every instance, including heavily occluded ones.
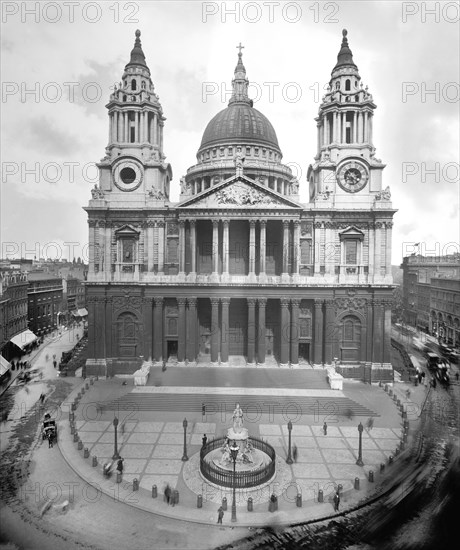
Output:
[53,360,57,369]
[39,393,45,404]
[48,432,53,448]
[292,443,298,463]
[217,506,224,524]
[202,434,207,448]
[366,417,374,432]
[333,491,340,511]
[116,457,124,475]
[164,483,171,505]
[45,354,49,362]
[202,403,206,419]
[120,422,125,437]
[405,388,411,400]
[323,422,328,435]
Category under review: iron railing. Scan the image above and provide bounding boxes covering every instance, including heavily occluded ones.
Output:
[200,436,276,489]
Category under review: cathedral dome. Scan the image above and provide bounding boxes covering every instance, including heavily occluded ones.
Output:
[198,103,281,154]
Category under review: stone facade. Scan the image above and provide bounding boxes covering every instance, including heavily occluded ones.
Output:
[84,30,396,380]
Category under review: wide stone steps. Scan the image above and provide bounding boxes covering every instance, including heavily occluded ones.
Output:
[146,366,330,390]
[98,393,378,418]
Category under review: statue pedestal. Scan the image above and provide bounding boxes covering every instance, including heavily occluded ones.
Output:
[227,427,248,442]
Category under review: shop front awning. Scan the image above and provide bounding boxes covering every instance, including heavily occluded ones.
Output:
[77,308,88,317]
[10,329,38,350]
[0,356,11,376]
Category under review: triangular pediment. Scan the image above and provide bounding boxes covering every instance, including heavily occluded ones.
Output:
[339,226,364,239]
[114,224,140,236]
[177,175,302,209]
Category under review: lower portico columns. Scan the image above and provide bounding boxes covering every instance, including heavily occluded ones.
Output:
[313,300,324,366]
[177,298,187,365]
[293,221,300,278]
[257,298,267,366]
[143,297,153,362]
[211,298,219,364]
[280,298,290,367]
[290,299,300,367]
[157,222,165,274]
[324,299,335,365]
[153,297,164,364]
[220,298,230,366]
[186,297,197,364]
[247,298,256,365]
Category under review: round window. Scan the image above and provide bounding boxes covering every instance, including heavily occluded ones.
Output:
[120,167,136,184]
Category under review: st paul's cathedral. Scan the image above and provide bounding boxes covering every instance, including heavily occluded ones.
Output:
[84,29,396,382]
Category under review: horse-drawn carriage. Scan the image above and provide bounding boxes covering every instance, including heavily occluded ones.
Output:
[42,413,57,444]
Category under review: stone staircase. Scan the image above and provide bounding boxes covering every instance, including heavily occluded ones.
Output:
[98,392,378,418]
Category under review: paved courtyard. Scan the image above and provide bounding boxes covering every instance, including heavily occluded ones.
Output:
[56,371,411,526]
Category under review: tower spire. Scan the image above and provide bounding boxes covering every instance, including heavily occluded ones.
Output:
[228,43,252,107]
[126,29,148,69]
[333,29,357,71]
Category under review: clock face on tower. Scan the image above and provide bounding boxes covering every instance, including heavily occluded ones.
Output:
[113,160,143,191]
[336,161,368,193]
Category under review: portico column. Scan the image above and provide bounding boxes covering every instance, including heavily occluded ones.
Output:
[249,219,256,276]
[259,220,266,278]
[290,299,300,367]
[124,112,128,142]
[364,111,369,142]
[368,223,375,279]
[324,299,335,365]
[153,113,158,145]
[383,301,392,364]
[357,112,363,143]
[223,220,229,276]
[335,111,340,143]
[179,220,186,274]
[143,296,153,362]
[314,222,321,275]
[147,220,154,272]
[342,111,347,143]
[282,220,290,276]
[211,298,219,364]
[117,112,123,143]
[212,220,219,276]
[374,222,382,281]
[177,298,187,364]
[353,111,357,143]
[104,296,113,360]
[135,111,140,142]
[372,300,384,364]
[220,298,230,365]
[280,299,290,367]
[190,220,196,274]
[153,297,164,363]
[385,222,393,277]
[293,220,300,276]
[313,299,324,365]
[157,221,165,274]
[186,297,197,364]
[88,220,96,275]
[105,223,112,275]
[257,298,267,365]
[247,298,256,365]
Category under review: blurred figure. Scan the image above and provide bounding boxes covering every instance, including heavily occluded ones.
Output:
[292,443,298,463]
[366,417,374,432]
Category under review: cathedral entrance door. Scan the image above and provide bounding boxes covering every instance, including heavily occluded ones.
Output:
[299,343,310,364]
[339,315,361,363]
[167,340,178,360]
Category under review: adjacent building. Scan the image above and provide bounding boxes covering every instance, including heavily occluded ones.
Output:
[0,270,30,360]
[401,253,460,344]
[84,30,396,381]
[27,272,63,335]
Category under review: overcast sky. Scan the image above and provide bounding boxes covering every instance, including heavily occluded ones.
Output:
[1,0,459,265]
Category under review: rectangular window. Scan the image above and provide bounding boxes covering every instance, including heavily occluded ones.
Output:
[345,240,358,264]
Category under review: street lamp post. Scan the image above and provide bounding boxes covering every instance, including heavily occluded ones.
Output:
[112,417,120,460]
[230,441,239,522]
[356,422,364,466]
[182,418,188,461]
[286,420,293,464]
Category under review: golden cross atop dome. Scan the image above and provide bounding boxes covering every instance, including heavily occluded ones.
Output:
[236,42,244,55]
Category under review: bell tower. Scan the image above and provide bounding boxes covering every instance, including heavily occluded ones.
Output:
[94,29,172,206]
[308,29,386,207]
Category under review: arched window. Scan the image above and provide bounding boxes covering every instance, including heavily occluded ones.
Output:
[345,79,351,91]
[131,79,137,91]
[336,82,340,90]
[141,81,146,89]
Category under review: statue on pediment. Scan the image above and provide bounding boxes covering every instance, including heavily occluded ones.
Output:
[91,184,105,199]
[180,177,187,195]
[289,178,299,195]
[375,186,391,201]
[234,147,245,176]
[148,187,165,200]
